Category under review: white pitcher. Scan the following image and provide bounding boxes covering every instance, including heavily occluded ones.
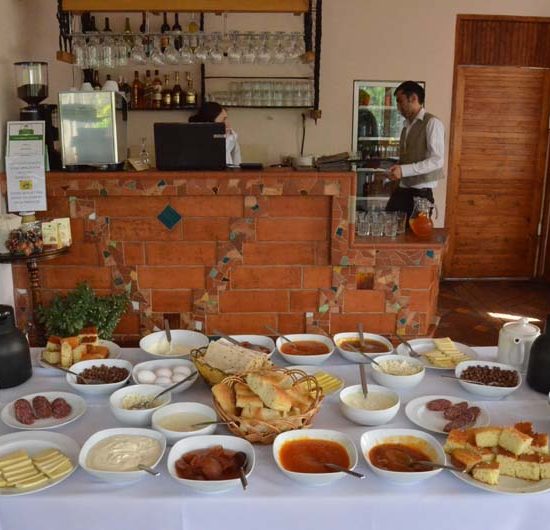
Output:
[497,318,541,372]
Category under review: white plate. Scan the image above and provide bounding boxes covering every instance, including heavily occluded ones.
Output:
[1,391,87,430]
[396,339,477,370]
[290,365,344,395]
[0,431,80,496]
[38,339,122,371]
[451,469,550,495]
[405,395,490,434]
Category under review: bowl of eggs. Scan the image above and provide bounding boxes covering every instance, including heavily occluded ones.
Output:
[132,359,198,394]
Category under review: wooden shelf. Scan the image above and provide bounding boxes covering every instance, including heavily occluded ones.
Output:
[61,0,309,13]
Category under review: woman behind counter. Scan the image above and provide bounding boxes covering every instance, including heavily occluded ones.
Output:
[189,102,242,166]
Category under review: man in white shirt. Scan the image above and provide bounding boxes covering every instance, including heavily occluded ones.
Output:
[386,81,445,218]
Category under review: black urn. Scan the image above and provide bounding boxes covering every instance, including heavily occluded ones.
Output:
[526,314,550,394]
[0,305,32,388]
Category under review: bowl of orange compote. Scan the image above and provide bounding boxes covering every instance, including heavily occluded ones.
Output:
[273,429,359,486]
[275,334,335,366]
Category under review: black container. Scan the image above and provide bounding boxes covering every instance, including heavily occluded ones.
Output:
[526,314,550,394]
[0,305,32,388]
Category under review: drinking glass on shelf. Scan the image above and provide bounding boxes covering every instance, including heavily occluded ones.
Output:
[272,32,287,64]
[384,212,398,238]
[370,212,384,237]
[242,32,256,63]
[101,36,115,68]
[272,82,284,107]
[287,32,304,62]
[208,32,224,63]
[130,39,147,65]
[357,213,370,237]
[116,37,129,66]
[194,34,208,63]
[73,37,86,68]
[179,36,195,64]
[256,32,272,64]
[86,35,100,68]
[396,211,407,235]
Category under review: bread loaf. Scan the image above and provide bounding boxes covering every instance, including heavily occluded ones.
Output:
[235,383,263,408]
[245,373,292,412]
[212,383,237,415]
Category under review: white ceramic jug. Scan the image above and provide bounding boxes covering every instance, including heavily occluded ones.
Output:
[497,318,541,372]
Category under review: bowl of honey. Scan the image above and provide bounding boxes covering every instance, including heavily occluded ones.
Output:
[275,334,335,366]
[334,332,394,363]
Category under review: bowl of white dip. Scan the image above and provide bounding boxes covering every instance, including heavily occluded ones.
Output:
[79,427,166,483]
[370,355,425,390]
[140,330,209,358]
[339,384,400,426]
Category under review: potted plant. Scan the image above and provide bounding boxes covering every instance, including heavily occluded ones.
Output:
[37,283,129,340]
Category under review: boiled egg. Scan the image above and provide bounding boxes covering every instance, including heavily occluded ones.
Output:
[137,369,156,384]
[173,366,192,377]
[155,368,173,378]
[155,376,172,386]
[171,373,190,383]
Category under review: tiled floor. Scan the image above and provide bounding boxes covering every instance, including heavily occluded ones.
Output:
[435,280,550,346]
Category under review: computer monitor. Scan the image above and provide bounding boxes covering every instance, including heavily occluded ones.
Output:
[154,122,226,170]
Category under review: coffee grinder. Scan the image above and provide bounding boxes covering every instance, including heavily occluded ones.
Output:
[14,61,61,169]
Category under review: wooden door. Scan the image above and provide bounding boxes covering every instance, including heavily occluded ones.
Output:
[444,66,550,278]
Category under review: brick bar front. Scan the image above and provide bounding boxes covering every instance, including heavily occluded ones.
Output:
[2,170,447,346]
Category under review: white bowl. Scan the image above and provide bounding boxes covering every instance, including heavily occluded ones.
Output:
[79,427,166,483]
[334,332,394,363]
[339,384,400,426]
[228,334,276,357]
[152,402,217,445]
[455,360,521,398]
[273,429,358,486]
[167,434,255,493]
[139,330,209,358]
[361,428,445,485]
[276,334,335,365]
[65,358,133,396]
[370,354,426,390]
[132,358,198,393]
[109,384,171,427]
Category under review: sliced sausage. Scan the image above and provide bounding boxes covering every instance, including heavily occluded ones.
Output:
[32,396,52,419]
[444,414,474,432]
[468,406,481,421]
[51,398,72,419]
[14,399,35,425]
[426,399,452,411]
[444,405,466,420]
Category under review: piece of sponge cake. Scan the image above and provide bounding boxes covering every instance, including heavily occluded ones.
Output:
[444,429,474,454]
[472,462,500,486]
[499,427,533,456]
[530,433,549,455]
[539,455,550,479]
[475,427,502,448]
[450,448,482,472]
[515,454,540,481]
[495,448,517,477]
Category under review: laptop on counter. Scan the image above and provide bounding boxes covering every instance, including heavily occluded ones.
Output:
[154,122,226,170]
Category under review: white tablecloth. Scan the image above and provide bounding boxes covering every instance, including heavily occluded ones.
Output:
[0,347,549,530]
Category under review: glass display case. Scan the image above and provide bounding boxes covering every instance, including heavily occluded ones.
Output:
[351,80,424,211]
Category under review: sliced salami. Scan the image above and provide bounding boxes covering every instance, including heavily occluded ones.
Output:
[426,399,452,411]
[468,406,481,421]
[444,413,475,432]
[32,395,52,419]
[444,404,469,420]
[51,398,72,419]
[14,399,35,425]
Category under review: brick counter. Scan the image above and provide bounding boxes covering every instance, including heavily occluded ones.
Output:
[1,170,447,345]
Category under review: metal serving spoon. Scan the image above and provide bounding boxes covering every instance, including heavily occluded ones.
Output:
[42,361,103,385]
[323,462,365,479]
[212,329,242,347]
[235,451,248,490]
[138,464,160,476]
[396,333,422,358]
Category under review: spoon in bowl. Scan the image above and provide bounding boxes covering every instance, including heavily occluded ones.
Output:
[164,318,172,346]
[235,451,248,490]
[264,325,306,353]
[42,361,103,385]
[127,371,197,410]
[212,330,242,347]
[138,464,160,476]
[323,462,365,479]
[386,448,465,473]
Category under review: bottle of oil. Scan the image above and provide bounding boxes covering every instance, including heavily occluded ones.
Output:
[185,72,196,106]
[171,72,183,109]
[161,75,172,109]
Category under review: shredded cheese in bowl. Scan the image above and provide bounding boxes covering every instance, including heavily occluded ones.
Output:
[377,359,422,376]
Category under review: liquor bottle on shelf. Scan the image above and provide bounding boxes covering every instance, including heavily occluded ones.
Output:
[132,70,144,109]
[185,72,197,106]
[160,12,170,52]
[143,70,153,109]
[123,17,133,46]
[139,12,147,33]
[139,12,150,56]
[152,70,162,109]
[118,76,131,103]
[188,13,199,33]
[103,17,112,32]
[171,72,183,109]
[89,15,98,32]
[172,13,183,50]
[161,75,172,109]
[93,70,101,90]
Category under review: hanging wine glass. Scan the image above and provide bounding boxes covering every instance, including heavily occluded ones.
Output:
[86,35,100,68]
[194,33,208,63]
[286,32,303,63]
[130,37,147,65]
[256,32,271,64]
[73,37,86,68]
[226,31,242,63]
[163,36,179,65]
[150,36,165,65]
[242,31,256,63]
[208,32,224,63]
[180,35,195,64]
[116,37,129,66]
[272,31,286,64]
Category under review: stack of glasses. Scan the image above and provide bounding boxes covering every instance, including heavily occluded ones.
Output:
[356,210,407,238]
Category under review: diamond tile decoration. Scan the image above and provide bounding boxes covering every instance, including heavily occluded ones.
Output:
[157,205,182,230]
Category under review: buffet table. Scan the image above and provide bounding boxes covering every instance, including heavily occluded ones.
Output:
[0,347,549,530]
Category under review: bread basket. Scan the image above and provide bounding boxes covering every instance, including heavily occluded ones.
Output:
[191,346,272,387]
[212,368,323,444]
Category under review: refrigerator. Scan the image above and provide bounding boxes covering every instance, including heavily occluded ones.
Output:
[351,80,425,211]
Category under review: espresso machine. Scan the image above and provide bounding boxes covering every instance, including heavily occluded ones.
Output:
[14,61,62,170]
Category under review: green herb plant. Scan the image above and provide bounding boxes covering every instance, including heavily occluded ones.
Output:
[37,283,130,340]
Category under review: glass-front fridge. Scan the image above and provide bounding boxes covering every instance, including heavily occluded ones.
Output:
[351,80,424,211]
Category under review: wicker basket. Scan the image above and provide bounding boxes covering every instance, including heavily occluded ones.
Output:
[211,367,324,444]
[191,347,273,387]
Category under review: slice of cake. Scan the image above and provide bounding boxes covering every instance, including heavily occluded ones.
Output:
[41,349,60,365]
[444,429,474,453]
[530,433,549,455]
[475,426,502,448]
[78,326,99,345]
[514,422,535,437]
[450,448,482,472]
[515,454,540,481]
[46,336,61,352]
[472,462,500,485]
[539,454,550,479]
[499,427,533,456]
[495,447,517,477]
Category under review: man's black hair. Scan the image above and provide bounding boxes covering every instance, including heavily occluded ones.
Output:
[394,81,425,105]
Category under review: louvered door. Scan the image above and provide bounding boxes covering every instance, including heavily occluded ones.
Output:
[444,66,550,278]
